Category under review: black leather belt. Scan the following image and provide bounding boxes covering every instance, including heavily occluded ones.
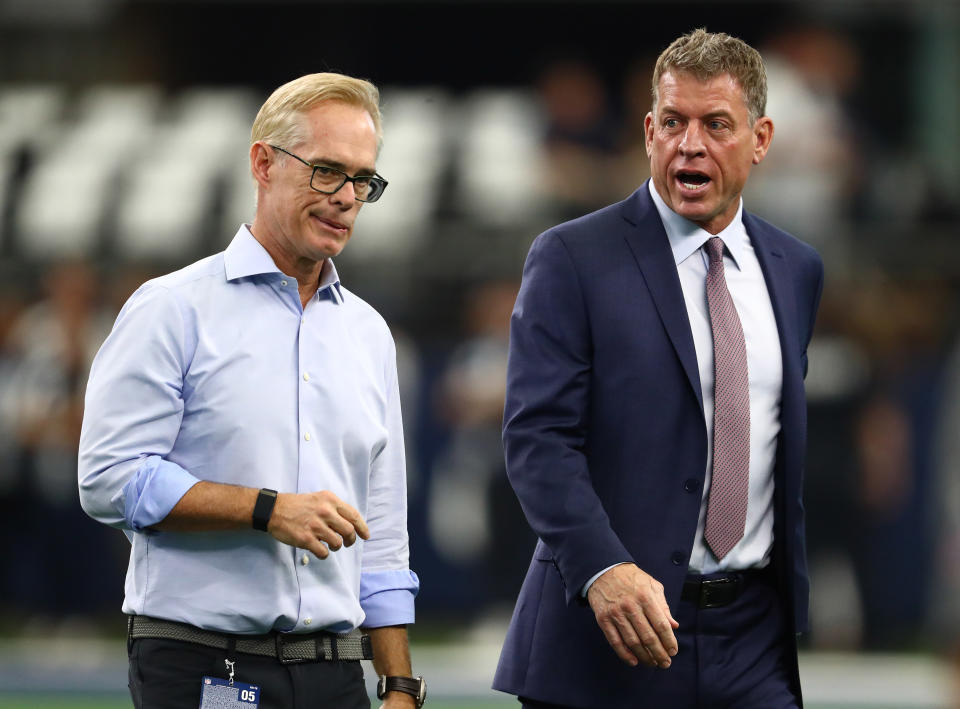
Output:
[127,615,373,663]
[681,568,772,609]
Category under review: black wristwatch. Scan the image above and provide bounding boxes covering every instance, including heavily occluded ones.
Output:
[376,675,426,707]
[252,488,278,532]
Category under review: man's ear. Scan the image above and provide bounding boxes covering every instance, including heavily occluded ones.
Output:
[250,141,273,187]
[643,111,655,158]
[752,117,774,165]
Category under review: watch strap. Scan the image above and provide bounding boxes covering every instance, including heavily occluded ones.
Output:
[378,675,425,706]
[252,488,278,532]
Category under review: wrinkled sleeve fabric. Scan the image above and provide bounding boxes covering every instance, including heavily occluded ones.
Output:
[359,569,420,628]
[503,231,632,605]
[358,333,419,627]
[78,283,200,531]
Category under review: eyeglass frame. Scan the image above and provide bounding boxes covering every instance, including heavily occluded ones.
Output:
[267,144,388,203]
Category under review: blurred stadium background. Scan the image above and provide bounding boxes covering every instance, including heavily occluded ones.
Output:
[0,0,959,706]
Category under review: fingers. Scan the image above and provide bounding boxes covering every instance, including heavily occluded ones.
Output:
[598,611,669,669]
[646,601,679,658]
[634,608,676,668]
[335,500,370,542]
[305,537,331,560]
[588,564,680,669]
[268,491,369,558]
[315,493,367,548]
[596,617,640,667]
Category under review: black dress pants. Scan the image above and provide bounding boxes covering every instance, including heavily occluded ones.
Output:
[129,637,370,709]
[518,572,799,709]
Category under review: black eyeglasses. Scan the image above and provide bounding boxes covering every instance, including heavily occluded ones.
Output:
[269,145,388,203]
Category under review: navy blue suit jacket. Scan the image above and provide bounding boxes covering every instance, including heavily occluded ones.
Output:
[493,183,824,707]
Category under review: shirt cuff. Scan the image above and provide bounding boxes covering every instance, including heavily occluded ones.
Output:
[581,562,632,598]
[359,569,420,628]
[121,455,200,531]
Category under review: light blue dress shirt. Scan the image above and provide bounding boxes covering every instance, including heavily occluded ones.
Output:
[79,226,418,634]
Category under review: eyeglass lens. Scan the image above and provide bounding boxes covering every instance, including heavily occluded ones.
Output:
[311,167,384,202]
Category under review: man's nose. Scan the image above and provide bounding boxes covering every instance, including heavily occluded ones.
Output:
[330,179,356,207]
[679,122,706,156]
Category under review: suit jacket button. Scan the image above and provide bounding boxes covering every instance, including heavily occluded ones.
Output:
[671,551,685,565]
[684,478,699,493]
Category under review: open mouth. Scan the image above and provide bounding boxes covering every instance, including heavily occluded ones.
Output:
[676,172,711,190]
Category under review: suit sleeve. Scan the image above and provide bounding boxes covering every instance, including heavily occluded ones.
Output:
[503,231,632,605]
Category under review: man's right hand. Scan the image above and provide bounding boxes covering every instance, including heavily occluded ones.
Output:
[586,563,679,669]
[269,490,370,559]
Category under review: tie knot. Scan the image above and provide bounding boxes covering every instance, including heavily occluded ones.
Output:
[706,237,725,265]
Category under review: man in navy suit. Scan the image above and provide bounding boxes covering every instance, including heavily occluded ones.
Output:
[493,29,824,709]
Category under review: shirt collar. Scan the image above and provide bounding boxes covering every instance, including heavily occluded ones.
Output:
[223,225,344,303]
[646,180,749,270]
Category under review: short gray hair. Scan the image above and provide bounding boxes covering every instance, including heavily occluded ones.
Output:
[652,28,767,124]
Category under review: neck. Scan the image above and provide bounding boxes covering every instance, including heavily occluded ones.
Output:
[248,221,323,308]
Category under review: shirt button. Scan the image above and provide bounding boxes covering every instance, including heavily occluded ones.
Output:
[304,433,311,441]
[301,554,309,566]
[281,280,288,286]
[684,478,699,493]
[303,372,310,382]
[304,617,312,626]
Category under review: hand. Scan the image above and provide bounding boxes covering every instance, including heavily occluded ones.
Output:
[268,490,370,559]
[586,563,679,669]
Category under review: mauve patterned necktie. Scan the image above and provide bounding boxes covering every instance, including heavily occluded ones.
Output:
[703,236,750,560]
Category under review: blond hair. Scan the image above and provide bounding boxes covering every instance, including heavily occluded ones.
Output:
[652,28,767,124]
[251,72,382,151]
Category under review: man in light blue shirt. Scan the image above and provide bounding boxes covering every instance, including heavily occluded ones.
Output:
[79,73,425,709]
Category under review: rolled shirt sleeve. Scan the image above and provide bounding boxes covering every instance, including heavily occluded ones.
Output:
[359,569,420,627]
[79,283,199,530]
[122,455,200,532]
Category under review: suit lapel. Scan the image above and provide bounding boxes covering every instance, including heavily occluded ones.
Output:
[746,212,805,496]
[747,213,801,396]
[620,187,703,411]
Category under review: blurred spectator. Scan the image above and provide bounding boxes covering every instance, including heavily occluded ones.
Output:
[844,275,951,649]
[393,325,424,494]
[933,320,960,654]
[747,26,862,267]
[536,57,625,218]
[800,285,868,650]
[428,280,535,609]
[1,260,122,626]
[616,56,655,191]
[0,285,27,623]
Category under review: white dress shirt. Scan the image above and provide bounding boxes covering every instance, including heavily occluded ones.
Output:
[648,180,782,574]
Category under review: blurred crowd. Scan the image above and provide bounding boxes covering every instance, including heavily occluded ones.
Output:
[0,24,958,671]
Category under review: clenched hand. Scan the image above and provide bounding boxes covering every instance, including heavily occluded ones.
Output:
[269,490,370,559]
